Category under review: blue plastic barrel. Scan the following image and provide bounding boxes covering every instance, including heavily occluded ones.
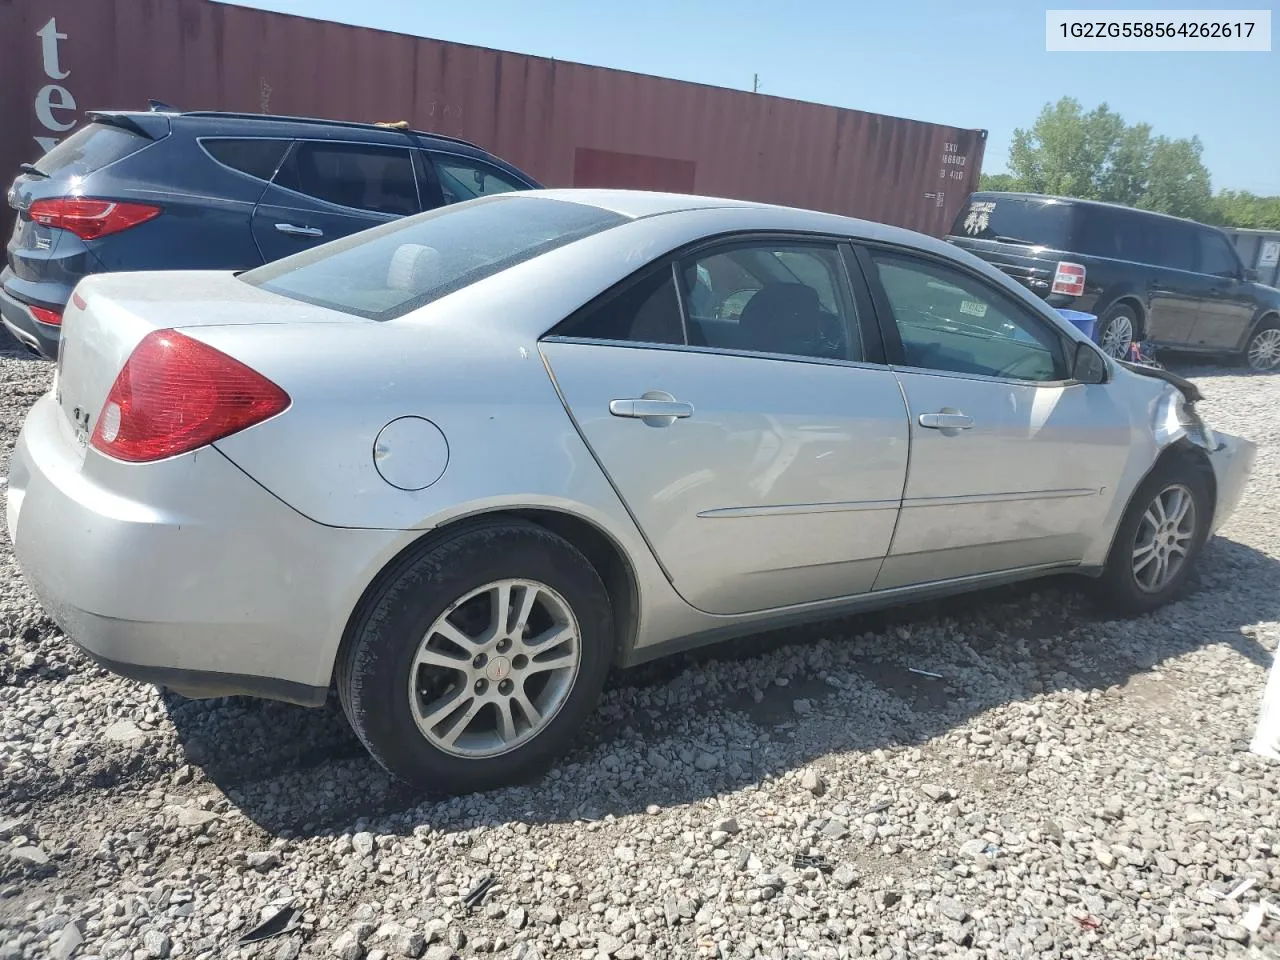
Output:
[1056,308,1097,343]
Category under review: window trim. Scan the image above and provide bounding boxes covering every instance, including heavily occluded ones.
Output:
[267,138,424,217]
[544,230,883,368]
[412,149,446,210]
[854,241,1078,387]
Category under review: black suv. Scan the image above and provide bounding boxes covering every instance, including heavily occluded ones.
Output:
[947,191,1280,369]
[2,108,540,358]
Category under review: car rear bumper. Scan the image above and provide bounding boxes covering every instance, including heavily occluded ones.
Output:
[0,284,60,359]
[6,392,406,705]
[1207,431,1256,535]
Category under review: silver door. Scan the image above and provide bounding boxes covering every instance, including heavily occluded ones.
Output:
[541,237,909,616]
[861,248,1132,588]
[542,341,909,614]
[879,371,1131,588]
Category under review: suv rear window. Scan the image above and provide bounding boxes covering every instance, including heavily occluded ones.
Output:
[33,122,150,178]
[951,196,1077,250]
[241,195,628,321]
[201,138,290,181]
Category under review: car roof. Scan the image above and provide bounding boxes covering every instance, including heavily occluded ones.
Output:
[530,188,962,256]
[97,108,497,156]
[968,191,1215,230]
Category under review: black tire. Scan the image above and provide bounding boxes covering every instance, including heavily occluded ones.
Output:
[1244,318,1280,371]
[1096,458,1212,616]
[337,519,613,794]
[1097,303,1139,360]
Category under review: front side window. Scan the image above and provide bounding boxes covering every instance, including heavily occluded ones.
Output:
[241,195,627,321]
[275,142,420,216]
[1198,229,1240,278]
[431,155,527,204]
[869,252,1064,382]
[677,243,860,361]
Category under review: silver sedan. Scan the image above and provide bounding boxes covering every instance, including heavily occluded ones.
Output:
[6,190,1256,793]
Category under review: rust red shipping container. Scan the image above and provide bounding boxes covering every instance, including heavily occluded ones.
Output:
[1,0,985,237]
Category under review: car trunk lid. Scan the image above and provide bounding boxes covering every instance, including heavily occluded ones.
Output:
[54,270,368,458]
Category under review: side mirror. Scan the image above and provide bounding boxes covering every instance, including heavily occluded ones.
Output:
[1072,341,1108,384]
[1244,267,1259,283]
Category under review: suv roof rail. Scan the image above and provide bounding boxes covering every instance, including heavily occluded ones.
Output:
[176,110,481,148]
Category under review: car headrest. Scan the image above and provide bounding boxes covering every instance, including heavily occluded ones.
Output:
[737,282,821,352]
[387,243,442,292]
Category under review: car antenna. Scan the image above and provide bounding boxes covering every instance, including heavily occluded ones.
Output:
[147,98,179,113]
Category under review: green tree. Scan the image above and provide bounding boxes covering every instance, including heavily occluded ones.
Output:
[1001,96,1213,219]
[1097,123,1152,205]
[1007,98,1127,199]
[1139,136,1212,220]
[979,172,1020,192]
[1210,190,1280,230]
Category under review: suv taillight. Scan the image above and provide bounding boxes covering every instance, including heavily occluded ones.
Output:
[1051,261,1086,297]
[29,197,162,241]
[91,330,290,463]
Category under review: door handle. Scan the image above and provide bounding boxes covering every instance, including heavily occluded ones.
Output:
[609,398,694,420]
[274,223,324,238]
[918,411,973,430]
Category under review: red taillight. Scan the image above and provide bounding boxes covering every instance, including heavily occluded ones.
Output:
[91,330,290,463]
[1051,261,1086,297]
[29,197,162,241]
[29,305,62,326]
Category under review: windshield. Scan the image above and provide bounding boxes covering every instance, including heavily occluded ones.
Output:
[950,195,1078,249]
[241,196,628,320]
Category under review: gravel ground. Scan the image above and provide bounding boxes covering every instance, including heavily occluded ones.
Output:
[1,340,1279,960]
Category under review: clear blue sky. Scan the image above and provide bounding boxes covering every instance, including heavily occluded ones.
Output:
[224,0,1278,194]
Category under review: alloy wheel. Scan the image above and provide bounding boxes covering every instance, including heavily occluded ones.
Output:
[407,579,581,758]
[1131,483,1197,593]
[1247,328,1280,371]
[1101,313,1134,359]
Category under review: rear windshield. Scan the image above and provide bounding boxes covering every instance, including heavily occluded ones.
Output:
[241,195,628,321]
[951,196,1078,250]
[34,122,150,178]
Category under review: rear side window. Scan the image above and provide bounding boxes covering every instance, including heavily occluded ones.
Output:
[951,196,1077,249]
[202,138,289,181]
[1143,219,1199,272]
[1198,229,1240,278]
[33,122,150,178]
[275,142,420,216]
[241,195,628,321]
[557,268,685,344]
[1076,207,1146,261]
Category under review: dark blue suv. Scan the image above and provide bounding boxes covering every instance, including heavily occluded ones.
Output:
[2,108,541,358]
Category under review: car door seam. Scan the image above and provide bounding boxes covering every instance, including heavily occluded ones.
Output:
[873,372,914,591]
[536,345,677,585]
